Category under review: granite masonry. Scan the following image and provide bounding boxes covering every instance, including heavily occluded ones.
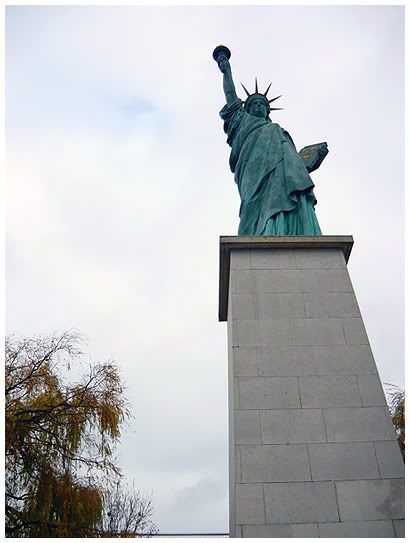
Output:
[219,236,404,538]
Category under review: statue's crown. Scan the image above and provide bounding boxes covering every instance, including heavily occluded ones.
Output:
[242,78,283,113]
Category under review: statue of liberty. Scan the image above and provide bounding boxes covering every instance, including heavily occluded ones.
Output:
[213,45,328,236]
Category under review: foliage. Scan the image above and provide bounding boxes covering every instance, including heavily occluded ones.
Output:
[5,331,146,537]
[386,383,405,459]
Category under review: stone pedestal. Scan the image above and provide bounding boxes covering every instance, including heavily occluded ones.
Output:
[219,236,404,538]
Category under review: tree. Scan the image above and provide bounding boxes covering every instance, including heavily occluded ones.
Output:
[99,482,158,537]
[5,331,157,537]
[386,383,405,459]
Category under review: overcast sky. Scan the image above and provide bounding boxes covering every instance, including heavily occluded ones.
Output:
[5,4,404,533]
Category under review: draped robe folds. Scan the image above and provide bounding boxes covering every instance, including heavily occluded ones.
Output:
[220,98,322,236]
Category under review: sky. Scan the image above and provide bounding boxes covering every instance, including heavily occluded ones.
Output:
[5,4,405,533]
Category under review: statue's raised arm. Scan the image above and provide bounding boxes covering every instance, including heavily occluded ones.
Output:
[213,45,238,105]
[213,44,326,237]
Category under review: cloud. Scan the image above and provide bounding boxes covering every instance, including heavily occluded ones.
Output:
[169,477,228,532]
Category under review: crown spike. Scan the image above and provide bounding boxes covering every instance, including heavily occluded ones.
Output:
[255,77,259,94]
[270,107,283,111]
[241,83,250,97]
[264,82,272,97]
[268,94,282,103]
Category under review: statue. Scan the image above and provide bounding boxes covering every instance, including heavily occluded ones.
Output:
[213,45,328,236]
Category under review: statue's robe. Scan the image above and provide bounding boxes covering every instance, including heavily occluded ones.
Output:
[220,98,322,236]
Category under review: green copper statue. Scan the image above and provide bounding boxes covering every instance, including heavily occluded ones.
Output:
[213,45,328,236]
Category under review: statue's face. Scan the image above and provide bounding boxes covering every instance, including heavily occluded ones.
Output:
[248,97,268,119]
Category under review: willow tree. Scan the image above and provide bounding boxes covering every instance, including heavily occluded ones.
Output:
[5,331,131,537]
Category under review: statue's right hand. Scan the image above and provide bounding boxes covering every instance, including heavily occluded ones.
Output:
[218,56,231,74]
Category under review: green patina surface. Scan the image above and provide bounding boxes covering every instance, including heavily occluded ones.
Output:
[214,45,328,236]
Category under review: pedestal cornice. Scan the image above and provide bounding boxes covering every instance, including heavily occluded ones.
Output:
[219,235,354,322]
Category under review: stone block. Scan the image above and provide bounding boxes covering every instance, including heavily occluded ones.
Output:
[374,441,405,479]
[232,346,260,376]
[230,270,255,293]
[342,317,369,345]
[357,374,387,406]
[242,523,319,538]
[250,248,296,269]
[264,481,339,523]
[235,447,242,483]
[290,318,345,345]
[231,293,256,319]
[236,483,265,524]
[299,375,361,408]
[260,409,326,444]
[328,269,354,292]
[308,442,379,480]
[233,377,240,405]
[336,479,405,521]
[230,319,237,344]
[300,269,332,292]
[318,520,395,538]
[384,406,401,440]
[393,519,405,538]
[235,319,291,346]
[241,444,310,482]
[304,292,360,318]
[312,345,376,375]
[323,407,393,442]
[233,345,319,377]
[231,249,251,270]
[253,269,302,293]
[234,525,242,537]
[255,293,305,319]
[260,345,316,376]
[238,376,300,409]
[294,248,344,269]
[234,410,261,445]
